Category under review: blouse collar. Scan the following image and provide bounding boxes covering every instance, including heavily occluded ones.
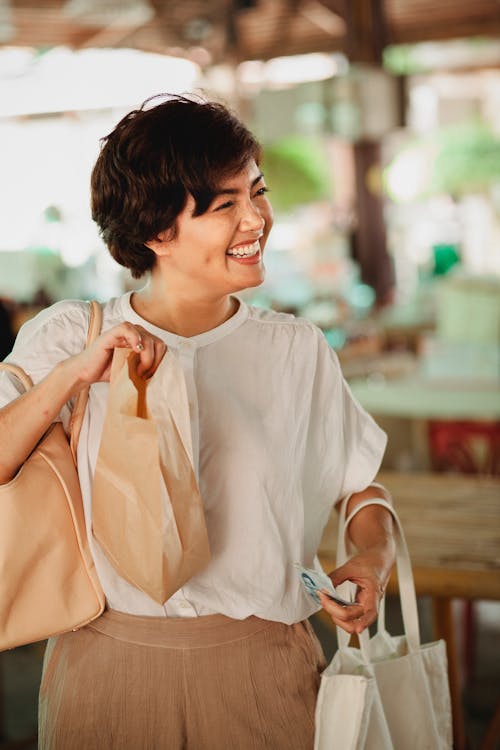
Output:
[121,291,249,349]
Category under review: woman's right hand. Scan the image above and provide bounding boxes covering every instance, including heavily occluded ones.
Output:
[0,322,167,483]
[65,322,167,391]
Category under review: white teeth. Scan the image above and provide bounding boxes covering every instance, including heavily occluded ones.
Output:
[227,240,260,258]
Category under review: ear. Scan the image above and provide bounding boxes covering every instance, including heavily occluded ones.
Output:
[144,227,175,257]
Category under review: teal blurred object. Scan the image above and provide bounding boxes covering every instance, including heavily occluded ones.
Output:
[344,283,376,318]
[432,244,460,276]
[323,328,347,350]
[246,291,272,309]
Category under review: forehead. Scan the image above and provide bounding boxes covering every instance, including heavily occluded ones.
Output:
[217,159,261,188]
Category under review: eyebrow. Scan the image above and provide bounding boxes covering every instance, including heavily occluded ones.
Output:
[213,172,264,198]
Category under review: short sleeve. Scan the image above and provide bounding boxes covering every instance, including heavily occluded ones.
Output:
[302,327,387,543]
[0,300,90,428]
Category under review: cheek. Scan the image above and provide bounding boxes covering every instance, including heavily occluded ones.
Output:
[261,201,274,247]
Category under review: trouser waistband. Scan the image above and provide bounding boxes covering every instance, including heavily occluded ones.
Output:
[88,608,278,648]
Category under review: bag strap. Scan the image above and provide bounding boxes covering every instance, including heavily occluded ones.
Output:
[334,485,391,605]
[336,495,421,654]
[69,300,102,462]
[0,301,102,466]
[0,363,33,391]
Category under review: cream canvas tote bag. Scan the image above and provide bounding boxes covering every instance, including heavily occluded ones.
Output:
[314,496,452,750]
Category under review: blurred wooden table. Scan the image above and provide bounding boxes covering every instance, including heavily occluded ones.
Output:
[349,377,500,420]
[318,471,500,750]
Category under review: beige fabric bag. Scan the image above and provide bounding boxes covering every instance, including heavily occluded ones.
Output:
[92,347,211,604]
[0,301,105,650]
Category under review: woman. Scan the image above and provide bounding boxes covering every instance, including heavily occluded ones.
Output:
[0,95,395,749]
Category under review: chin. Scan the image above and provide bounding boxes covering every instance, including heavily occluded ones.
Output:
[231,269,265,294]
[246,264,266,288]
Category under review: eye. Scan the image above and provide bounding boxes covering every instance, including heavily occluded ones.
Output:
[254,186,270,198]
[213,200,234,212]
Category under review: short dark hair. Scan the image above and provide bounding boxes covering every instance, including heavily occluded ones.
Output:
[91,94,261,278]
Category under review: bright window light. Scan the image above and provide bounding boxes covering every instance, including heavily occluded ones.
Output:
[238,53,343,90]
[385,144,435,203]
[0,46,200,117]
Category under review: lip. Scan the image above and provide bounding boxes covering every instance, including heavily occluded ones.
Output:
[226,249,262,265]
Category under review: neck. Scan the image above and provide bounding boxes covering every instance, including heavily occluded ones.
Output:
[131,280,238,338]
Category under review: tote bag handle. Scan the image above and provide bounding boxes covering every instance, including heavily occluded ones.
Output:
[336,494,421,655]
[69,300,102,460]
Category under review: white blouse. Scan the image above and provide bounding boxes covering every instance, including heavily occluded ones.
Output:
[0,292,386,624]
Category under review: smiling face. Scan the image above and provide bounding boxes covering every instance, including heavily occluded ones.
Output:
[147,160,273,300]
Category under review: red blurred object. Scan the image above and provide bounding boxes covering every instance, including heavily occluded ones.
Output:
[428,420,500,476]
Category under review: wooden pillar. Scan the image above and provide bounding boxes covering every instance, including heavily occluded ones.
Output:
[351,139,394,304]
[343,0,396,305]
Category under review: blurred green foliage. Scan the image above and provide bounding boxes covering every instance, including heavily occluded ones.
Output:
[385,121,500,201]
[383,38,494,76]
[430,123,500,195]
[383,44,427,75]
[261,137,330,211]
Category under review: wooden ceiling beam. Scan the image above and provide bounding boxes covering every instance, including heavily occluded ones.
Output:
[389,20,500,45]
[299,0,346,37]
[5,0,500,64]
[344,0,387,64]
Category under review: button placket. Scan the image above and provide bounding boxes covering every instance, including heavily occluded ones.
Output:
[163,588,198,616]
[175,341,200,481]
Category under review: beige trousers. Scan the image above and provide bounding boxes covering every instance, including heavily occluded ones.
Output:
[38,609,326,749]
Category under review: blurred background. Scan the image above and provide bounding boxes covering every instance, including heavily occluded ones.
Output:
[0,2,499,749]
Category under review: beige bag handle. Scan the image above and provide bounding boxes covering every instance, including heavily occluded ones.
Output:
[0,300,102,465]
[69,300,102,460]
[337,496,421,655]
[0,362,33,391]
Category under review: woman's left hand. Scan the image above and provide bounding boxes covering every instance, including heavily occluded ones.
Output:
[318,543,395,635]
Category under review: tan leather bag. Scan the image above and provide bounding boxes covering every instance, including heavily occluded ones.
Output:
[0,301,105,650]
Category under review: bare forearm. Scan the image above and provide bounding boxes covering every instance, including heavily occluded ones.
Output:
[346,485,394,550]
[321,484,396,633]
[0,358,83,483]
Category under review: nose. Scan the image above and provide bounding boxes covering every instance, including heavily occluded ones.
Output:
[239,198,265,233]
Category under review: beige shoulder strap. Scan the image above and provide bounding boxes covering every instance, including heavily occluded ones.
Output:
[69,300,102,462]
[0,362,33,391]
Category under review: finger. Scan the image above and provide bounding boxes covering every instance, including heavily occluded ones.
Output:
[106,324,165,375]
[328,604,374,635]
[350,594,379,633]
[152,339,168,373]
[328,613,365,636]
[133,328,166,376]
[140,339,167,378]
[328,562,359,588]
[101,322,146,353]
[318,592,373,635]
[135,336,156,377]
[318,592,363,622]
